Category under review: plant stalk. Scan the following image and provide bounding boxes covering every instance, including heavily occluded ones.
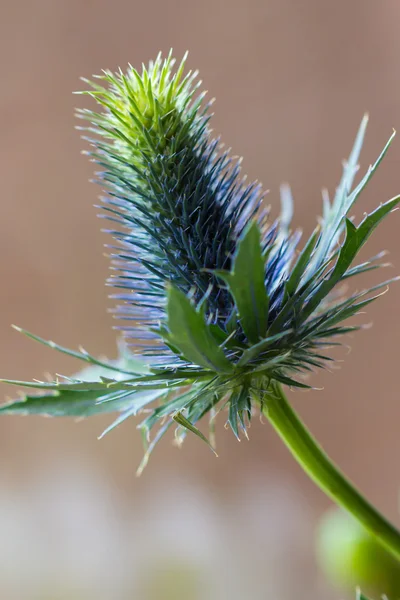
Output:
[263,382,400,561]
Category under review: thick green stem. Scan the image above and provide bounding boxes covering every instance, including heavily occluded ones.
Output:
[263,382,400,561]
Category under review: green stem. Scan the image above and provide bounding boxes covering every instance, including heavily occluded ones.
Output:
[263,382,400,561]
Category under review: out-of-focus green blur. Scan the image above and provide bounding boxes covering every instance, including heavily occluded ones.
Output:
[317,507,400,598]
[1,1,400,598]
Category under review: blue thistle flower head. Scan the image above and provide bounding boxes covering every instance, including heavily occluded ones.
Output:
[1,52,399,472]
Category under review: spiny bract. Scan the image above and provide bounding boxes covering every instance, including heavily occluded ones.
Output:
[1,52,399,473]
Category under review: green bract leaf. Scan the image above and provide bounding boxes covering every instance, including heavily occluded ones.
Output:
[237,331,292,367]
[11,326,150,376]
[304,117,395,283]
[0,389,112,417]
[303,195,400,319]
[164,286,233,373]
[284,227,319,298]
[0,388,153,418]
[173,410,217,455]
[215,222,269,344]
[98,389,166,438]
[228,384,251,441]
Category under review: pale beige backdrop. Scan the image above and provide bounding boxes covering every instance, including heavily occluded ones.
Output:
[0,1,400,599]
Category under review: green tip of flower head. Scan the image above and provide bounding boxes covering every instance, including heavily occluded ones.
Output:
[77,50,204,162]
[1,52,400,471]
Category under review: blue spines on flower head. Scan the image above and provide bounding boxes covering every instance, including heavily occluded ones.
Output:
[76,51,267,351]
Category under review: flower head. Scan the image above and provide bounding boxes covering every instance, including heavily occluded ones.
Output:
[1,52,399,472]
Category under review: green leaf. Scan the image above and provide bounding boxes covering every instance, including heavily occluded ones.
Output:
[228,385,251,441]
[303,195,400,320]
[11,326,150,376]
[173,410,217,455]
[0,389,120,417]
[139,387,199,433]
[0,378,132,392]
[0,363,212,393]
[237,330,292,367]
[98,406,139,437]
[137,420,173,476]
[0,383,162,419]
[271,372,312,389]
[284,227,319,298]
[98,389,164,438]
[305,117,395,281]
[164,286,233,373]
[305,277,397,335]
[341,251,388,281]
[215,221,269,344]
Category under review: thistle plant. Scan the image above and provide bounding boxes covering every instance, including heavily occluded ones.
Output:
[2,52,400,573]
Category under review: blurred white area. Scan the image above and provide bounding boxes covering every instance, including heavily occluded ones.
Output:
[0,462,325,600]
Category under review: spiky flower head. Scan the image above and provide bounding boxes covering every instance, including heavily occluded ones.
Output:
[77,51,264,344]
[1,52,399,472]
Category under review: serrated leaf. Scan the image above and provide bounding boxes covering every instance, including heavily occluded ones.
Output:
[164,286,233,373]
[303,195,400,320]
[12,326,150,376]
[215,221,269,344]
[0,389,125,417]
[0,378,133,392]
[0,363,211,393]
[305,117,395,281]
[0,384,162,419]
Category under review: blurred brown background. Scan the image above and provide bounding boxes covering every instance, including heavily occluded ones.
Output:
[1,0,400,598]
